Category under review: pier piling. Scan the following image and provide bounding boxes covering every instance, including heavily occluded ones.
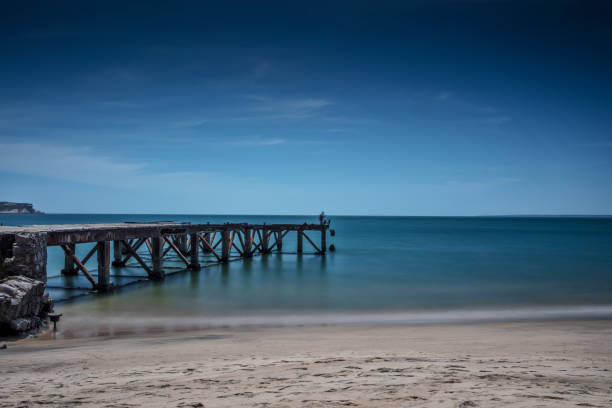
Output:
[189,233,200,270]
[244,228,253,257]
[297,229,303,253]
[276,231,283,251]
[96,241,112,290]
[321,229,327,254]
[261,228,270,254]
[221,230,230,262]
[112,240,124,267]
[61,243,77,275]
[151,237,164,279]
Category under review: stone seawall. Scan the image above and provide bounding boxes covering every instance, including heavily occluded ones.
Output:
[1,233,47,282]
[0,233,50,335]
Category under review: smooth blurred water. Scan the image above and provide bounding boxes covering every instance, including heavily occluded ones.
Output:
[2,214,612,324]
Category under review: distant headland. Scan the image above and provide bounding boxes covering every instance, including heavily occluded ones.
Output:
[0,201,44,214]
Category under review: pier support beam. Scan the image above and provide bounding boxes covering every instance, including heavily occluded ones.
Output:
[96,241,112,291]
[189,233,200,270]
[244,228,253,257]
[221,230,230,262]
[202,233,211,253]
[276,231,283,251]
[176,234,188,255]
[150,237,164,279]
[112,240,124,266]
[321,229,326,254]
[261,228,270,254]
[297,230,303,254]
[61,243,77,275]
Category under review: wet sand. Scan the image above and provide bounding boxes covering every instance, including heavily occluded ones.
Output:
[1,320,612,407]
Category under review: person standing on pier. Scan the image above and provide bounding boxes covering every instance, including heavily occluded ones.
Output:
[319,211,325,225]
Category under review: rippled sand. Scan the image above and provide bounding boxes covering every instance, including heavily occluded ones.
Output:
[2,320,612,407]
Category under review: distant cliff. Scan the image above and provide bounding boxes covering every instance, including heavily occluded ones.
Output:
[0,202,43,214]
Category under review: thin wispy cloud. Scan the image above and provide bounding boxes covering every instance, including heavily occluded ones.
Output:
[444,177,520,189]
[435,91,509,126]
[246,95,333,119]
[411,177,521,193]
[475,106,498,114]
[92,67,145,83]
[232,137,286,146]
[485,116,510,125]
[577,142,612,148]
[228,137,339,147]
[436,91,452,100]
[0,142,145,185]
[317,116,378,126]
[324,127,353,133]
[167,95,337,128]
[249,59,272,79]
[172,119,211,128]
[0,142,219,189]
[96,101,150,109]
[25,29,77,40]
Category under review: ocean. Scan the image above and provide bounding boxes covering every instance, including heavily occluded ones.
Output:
[2,214,612,331]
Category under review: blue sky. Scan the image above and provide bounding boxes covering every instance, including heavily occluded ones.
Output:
[1,1,611,215]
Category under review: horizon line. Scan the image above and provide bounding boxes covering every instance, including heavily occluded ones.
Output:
[3,212,612,218]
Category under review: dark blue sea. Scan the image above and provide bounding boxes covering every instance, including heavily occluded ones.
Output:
[2,214,612,332]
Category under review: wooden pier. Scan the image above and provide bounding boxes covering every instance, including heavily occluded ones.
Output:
[0,222,331,292]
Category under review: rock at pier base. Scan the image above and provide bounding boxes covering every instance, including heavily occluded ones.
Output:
[10,316,42,332]
[0,275,52,335]
[2,232,48,282]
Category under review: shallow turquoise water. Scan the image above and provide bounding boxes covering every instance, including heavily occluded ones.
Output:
[2,214,612,324]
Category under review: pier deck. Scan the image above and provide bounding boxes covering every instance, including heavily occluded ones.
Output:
[0,221,331,292]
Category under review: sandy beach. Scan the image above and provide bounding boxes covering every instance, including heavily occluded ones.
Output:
[1,319,611,407]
